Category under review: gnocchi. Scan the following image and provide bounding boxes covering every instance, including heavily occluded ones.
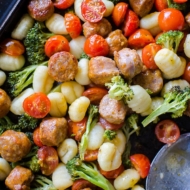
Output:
[184,34,190,58]
[131,185,145,190]
[0,70,6,86]
[102,0,114,17]
[0,158,11,181]
[74,0,86,22]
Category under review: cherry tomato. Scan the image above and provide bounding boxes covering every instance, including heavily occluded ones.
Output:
[183,62,190,83]
[82,87,108,105]
[84,149,98,162]
[99,164,125,179]
[54,0,74,9]
[37,146,59,176]
[81,0,106,23]
[142,43,162,69]
[99,116,124,130]
[158,8,184,31]
[112,2,128,26]
[33,127,44,147]
[155,119,180,144]
[72,179,96,190]
[130,154,150,179]
[122,9,139,37]
[154,0,168,11]
[84,34,109,57]
[128,29,155,49]
[65,13,82,39]
[23,93,51,119]
[44,35,70,57]
[173,0,187,2]
[0,38,25,56]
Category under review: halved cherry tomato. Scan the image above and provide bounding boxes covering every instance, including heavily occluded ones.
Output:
[99,116,124,130]
[23,93,51,119]
[65,13,82,39]
[37,146,59,176]
[155,119,180,144]
[173,0,187,2]
[183,62,190,83]
[82,87,108,105]
[84,149,98,162]
[130,154,150,179]
[84,34,109,57]
[81,0,106,23]
[112,2,128,26]
[33,127,44,147]
[128,29,155,49]
[142,43,162,69]
[99,164,125,179]
[122,9,139,37]
[0,38,25,56]
[154,0,168,11]
[53,0,74,9]
[158,8,184,31]
[72,179,96,190]
[44,35,70,57]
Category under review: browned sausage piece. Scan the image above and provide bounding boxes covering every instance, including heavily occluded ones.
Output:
[0,88,11,118]
[5,166,34,190]
[0,130,31,162]
[28,0,54,21]
[185,12,190,26]
[88,56,119,86]
[132,69,164,95]
[99,94,128,124]
[39,117,68,146]
[83,18,112,38]
[129,0,154,17]
[114,48,143,79]
[106,29,128,57]
[48,51,78,82]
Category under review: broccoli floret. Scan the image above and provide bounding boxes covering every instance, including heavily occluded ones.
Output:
[79,105,99,160]
[167,0,187,11]
[24,22,54,65]
[80,53,90,60]
[6,61,48,97]
[31,175,57,190]
[142,86,190,127]
[66,156,115,190]
[105,76,134,104]
[104,129,117,140]
[156,30,184,53]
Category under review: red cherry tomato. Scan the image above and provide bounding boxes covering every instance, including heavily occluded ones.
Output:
[37,146,59,176]
[158,8,184,31]
[99,116,124,130]
[0,38,25,56]
[112,2,128,26]
[65,13,82,39]
[84,149,98,162]
[81,0,106,23]
[155,119,180,144]
[130,154,150,179]
[53,0,74,9]
[33,127,44,147]
[122,9,139,37]
[183,62,190,83]
[142,43,162,69]
[23,93,51,119]
[84,34,109,57]
[173,0,187,2]
[45,35,70,57]
[154,0,168,11]
[128,29,155,49]
[72,179,96,190]
[82,87,108,105]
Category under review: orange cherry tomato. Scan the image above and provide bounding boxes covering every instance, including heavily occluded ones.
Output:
[65,13,82,39]
[54,0,74,9]
[183,62,190,83]
[33,127,44,147]
[37,146,59,176]
[155,119,180,144]
[128,29,155,49]
[84,34,109,57]
[44,35,70,57]
[142,43,162,69]
[0,38,25,56]
[158,8,184,31]
[122,9,139,37]
[82,87,108,105]
[72,179,96,190]
[81,0,106,23]
[173,0,187,2]
[99,164,125,179]
[130,154,150,179]
[112,2,128,26]
[23,93,51,119]
[84,149,98,162]
[154,0,168,11]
